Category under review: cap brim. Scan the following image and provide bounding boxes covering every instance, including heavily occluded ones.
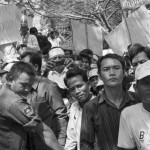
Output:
[137,71,150,80]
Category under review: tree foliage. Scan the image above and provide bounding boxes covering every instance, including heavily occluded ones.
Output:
[1,0,124,49]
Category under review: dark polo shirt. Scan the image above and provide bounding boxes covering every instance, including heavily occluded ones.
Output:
[80,90,140,150]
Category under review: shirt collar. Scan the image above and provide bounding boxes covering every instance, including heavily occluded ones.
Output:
[98,90,136,109]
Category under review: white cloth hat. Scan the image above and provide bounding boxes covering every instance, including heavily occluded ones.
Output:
[88,68,99,79]
[135,60,150,80]
[49,48,65,59]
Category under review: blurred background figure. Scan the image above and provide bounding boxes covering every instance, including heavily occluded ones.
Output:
[88,68,104,96]
[48,30,65,48]
[16,15,40,55]
[30,27,51,55]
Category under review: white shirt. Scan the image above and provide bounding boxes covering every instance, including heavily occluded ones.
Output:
[48,37,62,48]
[118,103,150,150]
[65,95,95,150]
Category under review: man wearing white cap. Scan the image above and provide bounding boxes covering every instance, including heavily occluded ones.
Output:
[48,47,68,90]
[88,68,103,95]
[16,15,40,55]
[118,60,150,150]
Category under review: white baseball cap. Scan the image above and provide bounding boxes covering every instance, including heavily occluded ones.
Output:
[88,68,99,79]
[135,60,150,81]
[49,48,65,59]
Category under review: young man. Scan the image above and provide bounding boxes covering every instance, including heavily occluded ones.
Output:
[129,43,150,73]
[0,62,63,150]
[30,27,51,55]
[80,54,139,150]
[20,52,68,149]
[118,60,150,150]
[64,68,94,150]
[128,43,150,92]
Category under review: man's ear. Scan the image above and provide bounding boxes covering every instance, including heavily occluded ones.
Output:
[34,64,39,72]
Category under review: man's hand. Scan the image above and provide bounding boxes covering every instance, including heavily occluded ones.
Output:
[64,58,74,68]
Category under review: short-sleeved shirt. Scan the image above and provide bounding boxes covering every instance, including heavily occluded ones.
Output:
[0,84,41,150]
[118,103,150,150]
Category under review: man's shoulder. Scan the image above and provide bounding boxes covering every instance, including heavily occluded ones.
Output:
[84,94,101,108]
[122,103,142,117]
[40,77,58,88]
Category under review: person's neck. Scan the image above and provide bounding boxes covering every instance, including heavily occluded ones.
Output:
[104,84,124,107]
[143,102,150,112]
[79,93,92,108]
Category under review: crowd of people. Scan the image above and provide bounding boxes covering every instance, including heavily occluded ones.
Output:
[0,19,150,150]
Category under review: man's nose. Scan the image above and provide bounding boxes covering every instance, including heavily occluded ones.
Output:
[109,68,115,76]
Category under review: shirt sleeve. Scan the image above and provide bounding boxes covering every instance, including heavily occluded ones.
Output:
[46,83,68,146]
[7,99,41,129]
[118,110,136,149]
[80,101,95,150]
[65,105,77,150]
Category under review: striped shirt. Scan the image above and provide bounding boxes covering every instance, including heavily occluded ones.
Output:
[80,90,139,150]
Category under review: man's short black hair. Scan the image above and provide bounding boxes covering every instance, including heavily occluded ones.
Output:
[128,43,150,62]
[6,61,36,81]
[79,49,93,58]
[64,68,88,87]
[97,53,125,74]
[30,27,38,35]
[20,51,42,73]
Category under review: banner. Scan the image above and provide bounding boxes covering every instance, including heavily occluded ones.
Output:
[120,0,150,10]
[0,4,21,45]
[104,6,150,56]
[71,20,103,56]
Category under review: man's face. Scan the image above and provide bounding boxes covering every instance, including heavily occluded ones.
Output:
[20,26,29,35]
[100,58,124,87]
[81,57,90,70]
[132,52,149,73]
[136,76,150,102]
[89,76,99,89]
[67,75,90,103]
[10,72,34,97]
[64,51,72,58]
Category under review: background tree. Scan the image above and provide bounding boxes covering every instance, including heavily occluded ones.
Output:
[1,0,123,49]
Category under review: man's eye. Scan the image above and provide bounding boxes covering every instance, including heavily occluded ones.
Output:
[77,84,83,88]
[114,67,120,70]
[132,63,137,67]
[103,68,108,71]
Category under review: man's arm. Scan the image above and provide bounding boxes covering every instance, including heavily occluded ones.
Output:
[118,111,136,150]
[80,102,95,150]
[47,83,68,146]
[8,99,63,150]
